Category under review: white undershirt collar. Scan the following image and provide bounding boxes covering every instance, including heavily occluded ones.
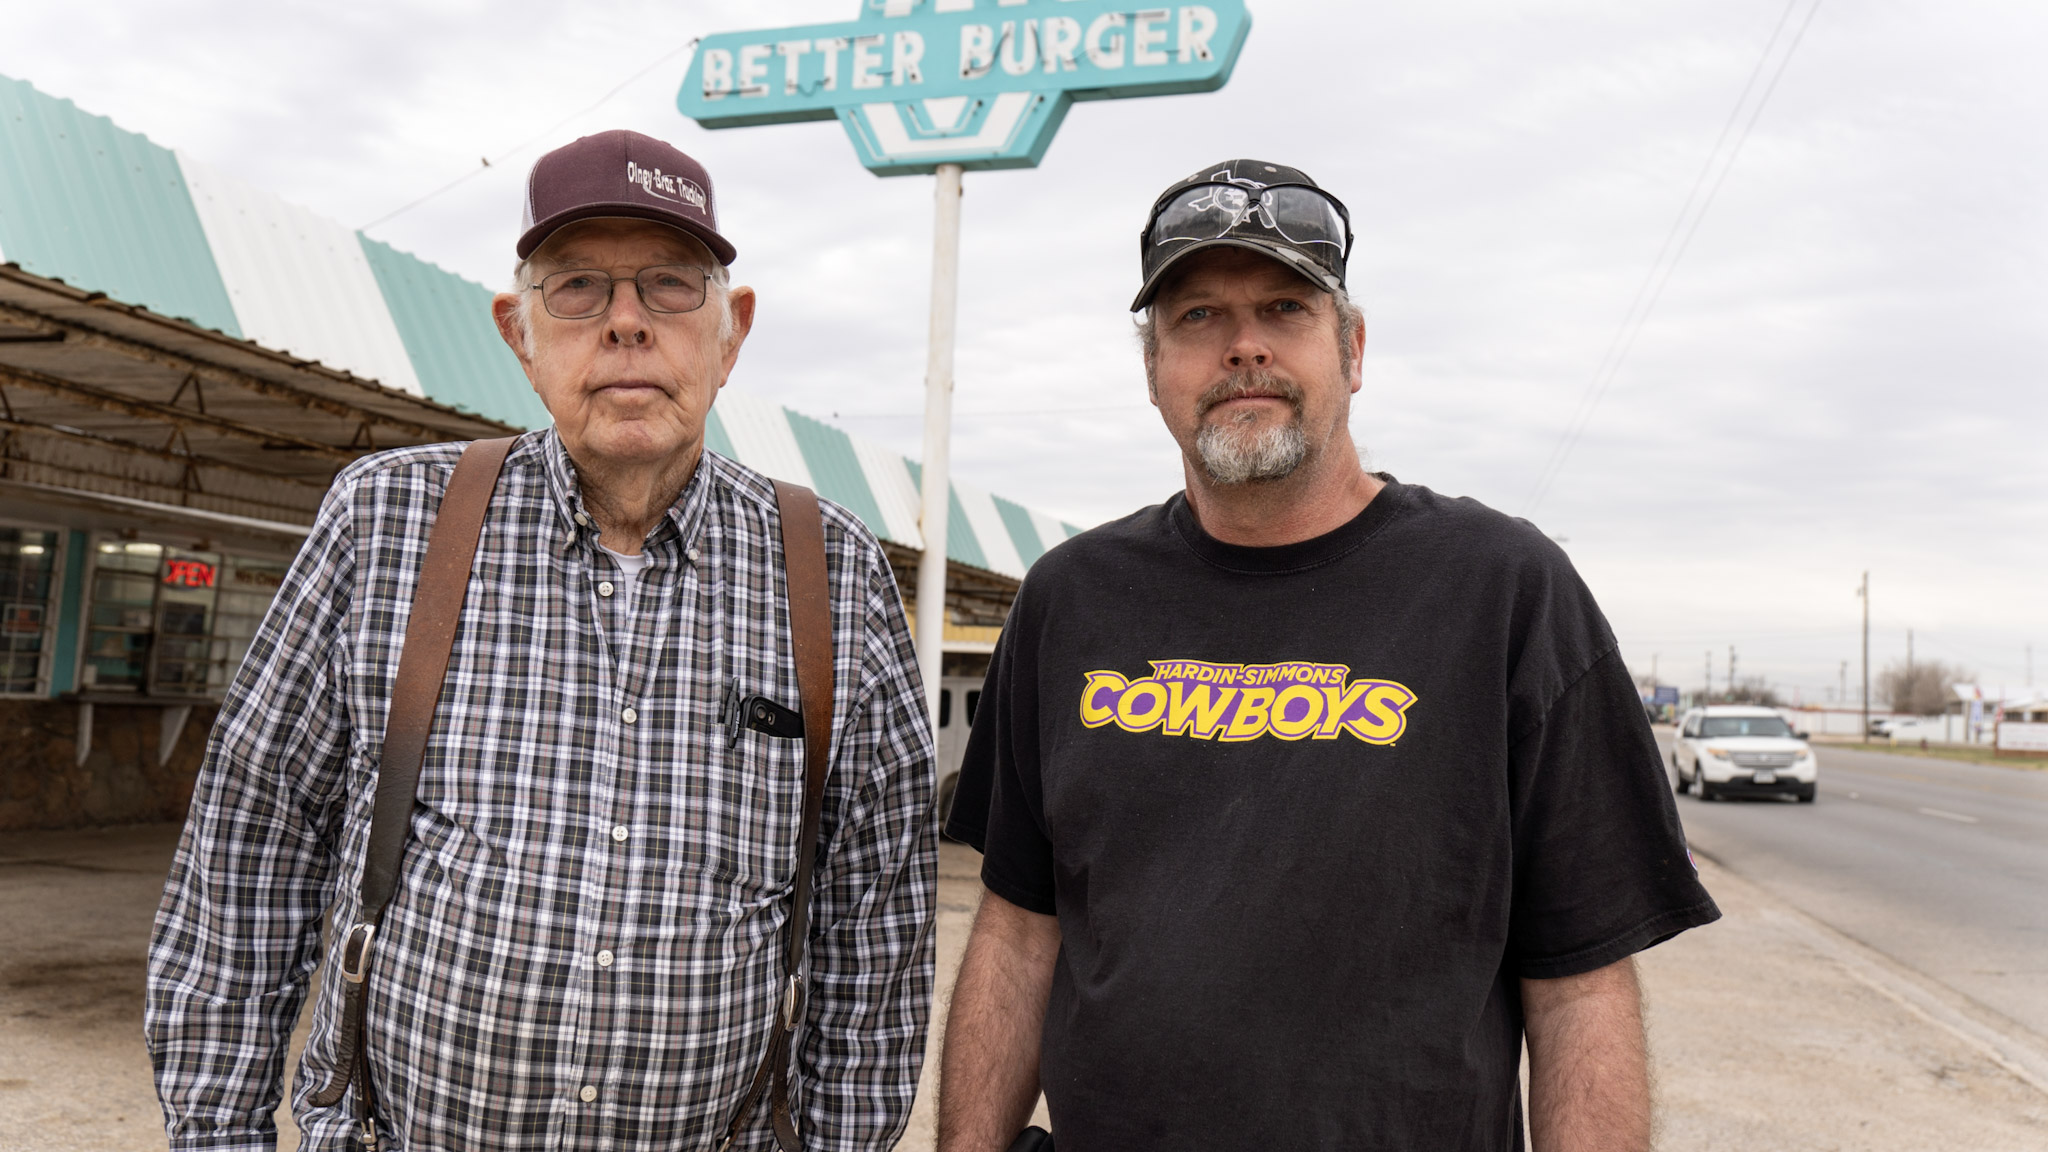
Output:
[599,544,650,603]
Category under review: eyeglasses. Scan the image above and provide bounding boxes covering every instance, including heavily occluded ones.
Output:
[527,264,711,320]
[1146,182,1351,258]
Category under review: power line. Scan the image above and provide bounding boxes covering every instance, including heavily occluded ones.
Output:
[1620,622,1854,639]
[1522,0,1826,516]
[1524,0,1794,511]
[1546,0,1805,483]
[831,404,1154,420]
[359,38,701,233]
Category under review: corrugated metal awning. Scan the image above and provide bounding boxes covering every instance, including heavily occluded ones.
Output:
[0,70,1086,587]
[0,262,521,525]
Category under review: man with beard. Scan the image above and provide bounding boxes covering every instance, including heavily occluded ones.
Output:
[934,161,1718,1152]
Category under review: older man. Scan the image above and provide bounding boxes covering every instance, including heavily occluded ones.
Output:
[938,161,1719,1151]
[147,131,936,1152]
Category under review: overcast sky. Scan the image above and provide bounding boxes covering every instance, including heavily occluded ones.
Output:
[5,0,2043,703]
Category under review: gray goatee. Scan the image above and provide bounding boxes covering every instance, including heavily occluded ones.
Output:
[1193,369,1309,485]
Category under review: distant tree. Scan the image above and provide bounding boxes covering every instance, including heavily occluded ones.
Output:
[1723,675,1781,707]
[1878,659,1971,715]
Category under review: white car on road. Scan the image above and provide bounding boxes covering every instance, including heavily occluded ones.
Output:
[1672,705,1817,802]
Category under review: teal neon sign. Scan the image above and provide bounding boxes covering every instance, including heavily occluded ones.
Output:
[677,0,1252,176]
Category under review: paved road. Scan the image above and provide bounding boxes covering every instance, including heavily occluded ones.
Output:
[1657,731,2048,1044]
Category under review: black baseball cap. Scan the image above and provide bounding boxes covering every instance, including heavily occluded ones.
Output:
[1132,159,1352,311]
[518,130,737,264]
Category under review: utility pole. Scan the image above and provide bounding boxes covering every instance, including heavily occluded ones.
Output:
[1839,660,1847,706]
[1907,628,1914,675]
[1705,649,1713,703]
[1729,645,1738,698]
[1858,572,1870,738]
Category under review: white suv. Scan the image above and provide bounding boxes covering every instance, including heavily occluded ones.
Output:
[1672,705,1817,802]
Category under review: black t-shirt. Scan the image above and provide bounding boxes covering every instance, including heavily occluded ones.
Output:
[944,479,1719,1152]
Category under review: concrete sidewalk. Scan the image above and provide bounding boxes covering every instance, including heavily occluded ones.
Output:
[1639,854,2047,1150]
[3,825,2044,1150]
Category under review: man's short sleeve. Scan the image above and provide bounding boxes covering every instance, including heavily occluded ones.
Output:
[942,604,1056,915]
[1508,646,1720,978]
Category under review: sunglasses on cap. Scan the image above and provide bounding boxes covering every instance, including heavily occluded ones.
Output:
[1134,178,1353,310]
[1146,181,1352,257]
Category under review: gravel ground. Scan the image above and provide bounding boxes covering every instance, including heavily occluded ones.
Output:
[2,824,184,1152]
[3,827,2043,1150]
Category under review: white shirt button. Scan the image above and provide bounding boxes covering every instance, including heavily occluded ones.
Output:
[687,547,701,563]
[596,949,615,968]
[597,580,615,598]
[573,512,591,527]
[578,1085,598,1103]
[610,825,629,842]
[621,707,638,725]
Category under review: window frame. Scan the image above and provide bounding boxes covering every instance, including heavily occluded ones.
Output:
[76,532,297,701]
[0,517,69,700]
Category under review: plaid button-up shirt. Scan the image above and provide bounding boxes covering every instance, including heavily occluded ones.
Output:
[146,429,938,1151]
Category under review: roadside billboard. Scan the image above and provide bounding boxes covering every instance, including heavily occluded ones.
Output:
[673,0,1255,731]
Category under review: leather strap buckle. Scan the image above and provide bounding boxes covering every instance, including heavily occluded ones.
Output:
[780,973,806,1032]
[339,923,377,984]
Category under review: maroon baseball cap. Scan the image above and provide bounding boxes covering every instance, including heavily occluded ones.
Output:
[517,130,737,264]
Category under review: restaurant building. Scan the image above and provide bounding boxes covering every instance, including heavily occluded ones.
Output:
[0,74,1077,830]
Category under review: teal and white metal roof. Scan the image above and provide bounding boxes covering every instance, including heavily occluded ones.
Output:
[0,73,1081,580]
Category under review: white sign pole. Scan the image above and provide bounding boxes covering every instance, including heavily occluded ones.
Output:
[914,162,964,731]
[682,4,1253,736]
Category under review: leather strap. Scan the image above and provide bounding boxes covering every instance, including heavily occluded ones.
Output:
[720,481,835,1152]
[308,448,832,1152]
[309,436,514,1136]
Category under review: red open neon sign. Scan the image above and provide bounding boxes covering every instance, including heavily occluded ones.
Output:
[162,559,217,588]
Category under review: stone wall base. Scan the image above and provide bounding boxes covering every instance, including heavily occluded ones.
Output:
[0,699,215,831]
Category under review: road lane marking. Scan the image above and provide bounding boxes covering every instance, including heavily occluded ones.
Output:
[1918,807,1980,824]
[1661,736,2048,803]
[1819,758,2048,800]
[1825,762,2046,803]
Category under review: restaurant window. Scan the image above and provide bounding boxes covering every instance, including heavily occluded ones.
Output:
[212,555,291,685]
[83,540,292,698]
[0,527,61,696]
